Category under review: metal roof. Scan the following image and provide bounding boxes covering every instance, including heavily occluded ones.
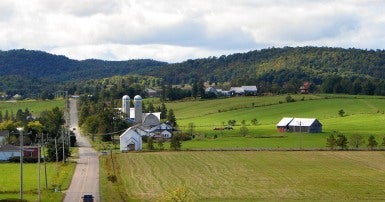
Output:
[288,118,318,127]
[277,117,294,127]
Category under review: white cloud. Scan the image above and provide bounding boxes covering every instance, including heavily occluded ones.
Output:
[1,0,385,62]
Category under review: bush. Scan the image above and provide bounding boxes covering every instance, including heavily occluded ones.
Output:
[101,134,112,142]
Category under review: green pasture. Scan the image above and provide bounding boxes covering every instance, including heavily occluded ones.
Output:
[0,99,64,117]
[159,94,385,149]
[0,161,75,201]
[101,151,385,201]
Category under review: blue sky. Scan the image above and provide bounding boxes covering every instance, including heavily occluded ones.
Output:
[1,0,385,63]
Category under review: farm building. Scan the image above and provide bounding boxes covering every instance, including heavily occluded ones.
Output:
[120,127,143,151]
[119,95,174,152]
[0,144,21,161]
[230,86,258,96]
[277,117,322,133]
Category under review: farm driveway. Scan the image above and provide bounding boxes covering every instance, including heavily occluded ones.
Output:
[64,98,100,202]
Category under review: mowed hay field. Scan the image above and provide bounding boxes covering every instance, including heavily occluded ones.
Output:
[101,151,385,201]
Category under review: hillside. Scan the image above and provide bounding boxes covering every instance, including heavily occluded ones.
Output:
[2,47,385,97]
[148,47,385,84]
[0,49,166,97]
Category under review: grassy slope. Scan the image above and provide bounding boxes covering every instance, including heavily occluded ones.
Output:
[101,151,385,201]
[161,94,385,149]
[0,99,65,117]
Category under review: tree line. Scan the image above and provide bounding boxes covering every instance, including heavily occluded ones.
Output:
[0,107,73,161]
[326,131,385,150]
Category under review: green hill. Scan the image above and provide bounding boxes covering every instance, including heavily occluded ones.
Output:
[161,94,385,149]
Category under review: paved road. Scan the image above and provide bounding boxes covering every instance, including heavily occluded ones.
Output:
[64,98,100,202]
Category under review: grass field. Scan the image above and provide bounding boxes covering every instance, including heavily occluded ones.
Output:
[0,161,76,201]
[101,151,385,201]
[158,94,385,149]
[0,99,64,117]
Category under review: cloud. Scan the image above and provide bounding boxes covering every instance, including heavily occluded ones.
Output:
[1,0,385,62]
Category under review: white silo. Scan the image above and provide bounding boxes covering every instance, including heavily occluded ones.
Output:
[134,95,143,123]
[122,95,130,117]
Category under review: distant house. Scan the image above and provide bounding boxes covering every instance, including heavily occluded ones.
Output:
[0,144,21,161]
[23,146,39,158]
[299,82,311,94]
[277,117,322,133]
[230,86,258,96]
[145,88,157,97]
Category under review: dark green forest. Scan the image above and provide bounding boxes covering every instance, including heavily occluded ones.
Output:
[1,47,385,99]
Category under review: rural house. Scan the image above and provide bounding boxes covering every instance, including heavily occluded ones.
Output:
[230,86,258,96]
[0,144,21,161]
[277,117,322,133]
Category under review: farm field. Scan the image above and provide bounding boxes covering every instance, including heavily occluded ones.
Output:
[156,94,385,150]
[0,99,64,116]
[101,151,385,201]
[0,161,76,201]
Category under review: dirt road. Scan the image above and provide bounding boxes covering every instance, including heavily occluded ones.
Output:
[64,98,100,202]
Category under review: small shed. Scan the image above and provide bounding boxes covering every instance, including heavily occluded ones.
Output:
[277,117,322,133]
[120,127,143,151]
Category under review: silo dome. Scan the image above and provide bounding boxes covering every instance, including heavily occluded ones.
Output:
[122,95,130,100]
[134,95,142,100]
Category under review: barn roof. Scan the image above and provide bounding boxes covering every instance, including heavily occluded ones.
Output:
[288,118,319,127]
[241,86,257,91]
[277,117,294,127]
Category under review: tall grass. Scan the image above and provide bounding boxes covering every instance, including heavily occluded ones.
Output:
[100,151,385,201]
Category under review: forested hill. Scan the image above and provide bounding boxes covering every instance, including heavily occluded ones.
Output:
[0,49,167,81]
[146,47,385,86]
[2,47,385,98]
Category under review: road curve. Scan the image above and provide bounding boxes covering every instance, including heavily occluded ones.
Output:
[64,98,100,202]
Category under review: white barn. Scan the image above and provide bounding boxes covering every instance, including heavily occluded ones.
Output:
[120,127,143,151]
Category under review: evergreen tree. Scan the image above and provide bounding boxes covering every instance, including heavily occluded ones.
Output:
[170,134,182,150]
[192,81,198,99]
[367,135,378,150]
[167,109,177,127]
[160,103,167,119]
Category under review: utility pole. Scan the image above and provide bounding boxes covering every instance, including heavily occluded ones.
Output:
[62,130,65,163]
[17,127,24,201]
[37,140,41,202]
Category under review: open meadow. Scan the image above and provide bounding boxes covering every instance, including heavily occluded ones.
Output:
[158,94,385,149]
[0,99,65,117]
[101,151,385,201]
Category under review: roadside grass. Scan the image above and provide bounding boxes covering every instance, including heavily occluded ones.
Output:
[0,154,76,201]
[0,99,64,116]
[0,148,77,201]
[100,151,385,201]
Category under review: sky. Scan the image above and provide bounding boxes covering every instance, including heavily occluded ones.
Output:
[1,0,385,63]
